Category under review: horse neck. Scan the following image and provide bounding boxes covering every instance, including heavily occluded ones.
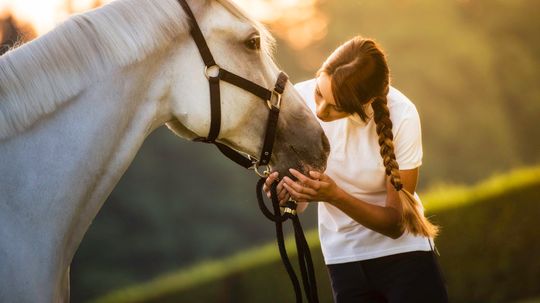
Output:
[0,54,171,301]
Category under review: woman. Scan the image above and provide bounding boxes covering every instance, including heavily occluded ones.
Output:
[264,36,448,302]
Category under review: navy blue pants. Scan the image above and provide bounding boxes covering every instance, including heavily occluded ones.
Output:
[327,251,449,303]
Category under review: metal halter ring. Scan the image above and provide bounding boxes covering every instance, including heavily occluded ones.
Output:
[252,161,272,178]
[267,90,282,110]
[204,64,220,79]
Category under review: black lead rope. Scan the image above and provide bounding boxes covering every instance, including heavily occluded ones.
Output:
[256,179,319,303]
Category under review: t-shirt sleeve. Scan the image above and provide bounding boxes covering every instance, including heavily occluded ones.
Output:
[393,105,423,170]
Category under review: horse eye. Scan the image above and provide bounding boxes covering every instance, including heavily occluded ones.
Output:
[245,35,261,50]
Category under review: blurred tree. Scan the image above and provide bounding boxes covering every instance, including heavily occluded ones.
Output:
[459,0,540,164]
[274,0,539,184]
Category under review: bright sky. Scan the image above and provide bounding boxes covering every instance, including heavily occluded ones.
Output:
[236,0,328,49]
[0,0,326,49]
[0,0,106,35]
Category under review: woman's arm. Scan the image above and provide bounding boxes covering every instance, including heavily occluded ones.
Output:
[283,168,420,239]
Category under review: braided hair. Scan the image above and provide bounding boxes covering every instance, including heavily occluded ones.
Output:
[318,37,438,238]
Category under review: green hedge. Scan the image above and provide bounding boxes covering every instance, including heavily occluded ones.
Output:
[92,167,540,303]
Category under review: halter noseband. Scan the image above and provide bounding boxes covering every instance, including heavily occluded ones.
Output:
[177,0,288,177]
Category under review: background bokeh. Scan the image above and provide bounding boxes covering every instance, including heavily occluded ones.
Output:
[1,0,539,302]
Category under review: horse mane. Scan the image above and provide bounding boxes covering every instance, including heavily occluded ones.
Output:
[0,0,189,139]
[0,0,276,140]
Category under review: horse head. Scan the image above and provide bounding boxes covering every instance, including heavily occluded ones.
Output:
[164,0,330,177]
[0,1,329,301]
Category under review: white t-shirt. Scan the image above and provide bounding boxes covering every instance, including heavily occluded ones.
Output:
[295,79,432,265]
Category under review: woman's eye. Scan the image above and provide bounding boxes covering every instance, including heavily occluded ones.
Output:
[245,36,261,50]
[333,105,344,112]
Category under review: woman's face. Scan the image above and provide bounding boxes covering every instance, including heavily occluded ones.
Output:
[314,73,350,122]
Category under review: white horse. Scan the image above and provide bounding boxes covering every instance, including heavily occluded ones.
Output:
[0,0,329,301]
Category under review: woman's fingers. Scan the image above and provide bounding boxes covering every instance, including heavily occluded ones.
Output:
[266,172,279,187]
[279,193,291,206]
[289,169,320,190]
[283,176,318,196]
[278,181,289,201]
[276,179,285,193]
[263,174,291,204]
[263,172,279,198]
[263,170,326,202]
[309,170,323,180]
[283,182,313,201]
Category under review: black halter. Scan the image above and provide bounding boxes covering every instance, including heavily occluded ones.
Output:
[177,0,287,175]
[177,1,319,302]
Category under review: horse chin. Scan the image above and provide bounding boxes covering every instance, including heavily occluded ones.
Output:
[272,139,329,180]
[273,160,327,181]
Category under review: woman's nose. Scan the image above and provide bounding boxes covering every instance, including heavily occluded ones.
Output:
[316,105,327,119]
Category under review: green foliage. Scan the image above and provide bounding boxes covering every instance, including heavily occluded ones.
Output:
[432,167,540,302]
[91,167,540,303]
[276,0,540,184]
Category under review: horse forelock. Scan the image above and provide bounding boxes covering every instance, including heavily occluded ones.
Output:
[0,0,189,140]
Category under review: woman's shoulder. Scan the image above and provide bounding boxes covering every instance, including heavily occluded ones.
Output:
[294,78,317,95]
[387,86,419,120]
[294,79,317,111]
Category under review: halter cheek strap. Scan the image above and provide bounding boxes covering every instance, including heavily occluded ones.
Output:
[196,69,288,173]
[177,0,287,172]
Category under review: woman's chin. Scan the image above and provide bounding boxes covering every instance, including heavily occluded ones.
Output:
[316,115,331,122]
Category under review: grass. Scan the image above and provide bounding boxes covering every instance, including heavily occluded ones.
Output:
[92,165,540,303]
[92,227,321,303]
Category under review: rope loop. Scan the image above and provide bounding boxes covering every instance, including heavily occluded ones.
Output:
[256,177,319,303]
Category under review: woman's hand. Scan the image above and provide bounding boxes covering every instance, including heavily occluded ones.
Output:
[262,172,291,206]
[282,169,342,203]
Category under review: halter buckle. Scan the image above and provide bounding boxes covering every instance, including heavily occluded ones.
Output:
[267,90,282,110]
[204,64,220,79]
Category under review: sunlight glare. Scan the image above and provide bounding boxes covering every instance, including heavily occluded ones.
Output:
[233,0,327,49]
[0,0,113,36]
[1,0,326,49]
